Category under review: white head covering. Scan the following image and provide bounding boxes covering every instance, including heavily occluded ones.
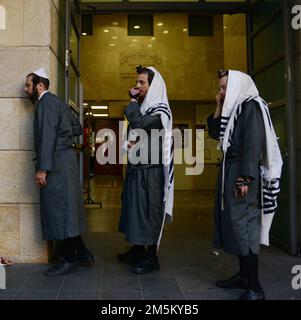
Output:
[140,67,169,115]
[220,70,258,151]
[33,67,49,79]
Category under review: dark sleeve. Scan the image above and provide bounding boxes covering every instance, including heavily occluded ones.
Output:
[207,113,221,140]
[63,103,83,136]
[36,97,60,171]
[239,100,265,180]
[124,102,163,131]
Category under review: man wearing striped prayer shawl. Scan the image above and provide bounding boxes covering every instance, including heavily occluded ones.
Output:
[118,66,174,275]
[207,69,281,300]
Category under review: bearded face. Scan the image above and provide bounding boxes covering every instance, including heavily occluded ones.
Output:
[24,76,39,104]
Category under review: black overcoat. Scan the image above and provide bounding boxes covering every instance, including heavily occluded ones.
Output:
[207,100,266,256]
[34,92,85,240]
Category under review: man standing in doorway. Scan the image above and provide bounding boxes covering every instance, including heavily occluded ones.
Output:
[207,69,282,300]
[118,66,174,274]
[24,68,94,276]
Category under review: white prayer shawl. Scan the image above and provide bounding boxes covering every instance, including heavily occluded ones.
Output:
[220,70,283,246]
[128,67,174,247]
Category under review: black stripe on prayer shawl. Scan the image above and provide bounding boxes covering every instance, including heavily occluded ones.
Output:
[219,116,230,138]
[262,178,280,214]
[169,138,174,185]
[148,108,170,115]
[146,104,171,120]
[263,194,280,201]
[151,106,170,114]
[147,109,171,120]
[263,190,281,196]
[262,180,280,215]
[148,103,170,113]
[169,172,174,186]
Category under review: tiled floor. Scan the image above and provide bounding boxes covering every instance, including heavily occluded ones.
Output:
[1,176,301,300]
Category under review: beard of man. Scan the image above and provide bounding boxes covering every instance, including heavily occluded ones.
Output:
[29,85,40,105]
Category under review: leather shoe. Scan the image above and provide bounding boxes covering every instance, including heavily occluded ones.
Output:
[239,289,266,300]
[77,251,95,267]
[216,273,248,289]
[118,247,145,264]
[133,255,160,274]
[44,261,78,277]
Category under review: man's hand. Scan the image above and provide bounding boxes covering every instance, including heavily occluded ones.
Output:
[214,92,224,118]
[35,170,47,187]
[234,177,251,198]
[128,87,140,100]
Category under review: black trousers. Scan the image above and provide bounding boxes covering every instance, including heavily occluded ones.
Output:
[239,252,263,292]
[64,236,89,263]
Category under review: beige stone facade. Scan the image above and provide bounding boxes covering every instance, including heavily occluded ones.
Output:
[0,0,61,262]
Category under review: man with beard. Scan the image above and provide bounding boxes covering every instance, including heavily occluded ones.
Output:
[24,68,94,276]
[118,66,174,274]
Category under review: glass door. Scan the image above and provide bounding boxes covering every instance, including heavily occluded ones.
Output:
[65,0,84,185]
[247,0,298,255]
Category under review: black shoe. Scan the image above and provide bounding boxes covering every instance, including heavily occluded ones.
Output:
[44,261,78,277]
[118,247,145,264]
[239,289,266,300]
[216,273,248,289]
[77,251,95,267]
[133,255,160,274]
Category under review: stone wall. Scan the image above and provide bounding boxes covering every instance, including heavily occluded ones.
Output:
[0,0,61,262]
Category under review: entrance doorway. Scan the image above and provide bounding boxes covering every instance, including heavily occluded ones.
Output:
[61,0,298,256]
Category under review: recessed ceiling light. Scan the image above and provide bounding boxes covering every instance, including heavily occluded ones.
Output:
[182,28,188,32]
[104,29,109,33]
[93,114,109,117]
[91,106,108,110]
[112,22,119,26]
[109,43,115,47]
[83,103,88,106]
[157,23,163,26]
[151,37,156,40]
[148,44,152,48]
[82,32,87,36]
[163,30,169,34]
[112,36,118,39]
[132,39,137,42]
[133,25,140,29]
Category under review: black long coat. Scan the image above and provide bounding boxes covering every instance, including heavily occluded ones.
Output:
[207,100,266,256]
[119,102,165,245]
[34,92,85,240]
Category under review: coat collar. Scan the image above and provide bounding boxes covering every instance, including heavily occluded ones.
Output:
[38,90,50,102]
